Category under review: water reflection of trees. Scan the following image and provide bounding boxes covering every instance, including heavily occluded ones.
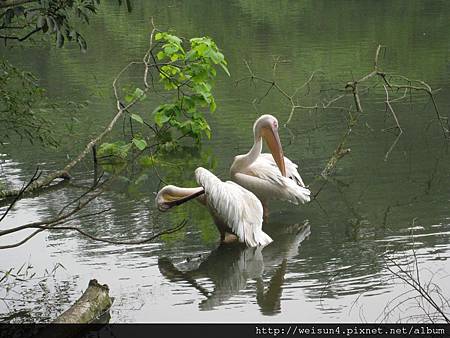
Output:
[158,222,310,315]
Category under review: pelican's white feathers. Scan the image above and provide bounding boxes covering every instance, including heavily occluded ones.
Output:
[195,167,272,247]
[233,153,311,205]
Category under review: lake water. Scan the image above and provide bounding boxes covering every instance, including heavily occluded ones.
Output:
[1,0,450,323]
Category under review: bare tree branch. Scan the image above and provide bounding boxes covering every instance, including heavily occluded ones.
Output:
[0,27,42,42]
[0,167,41,223]
[25,219,187,246]
[0,171,186,249]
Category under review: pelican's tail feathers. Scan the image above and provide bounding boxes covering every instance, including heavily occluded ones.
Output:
[251,230,273,247]
[295,185,311,204]
[283,180,311,205]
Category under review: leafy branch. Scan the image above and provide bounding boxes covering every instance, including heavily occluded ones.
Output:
[98,27,229,164]
[0,59,59,147]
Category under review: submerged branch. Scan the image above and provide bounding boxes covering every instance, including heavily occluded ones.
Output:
[0,171,186,249]
[24,218,187,246]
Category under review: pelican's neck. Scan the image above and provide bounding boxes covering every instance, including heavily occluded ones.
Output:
[231,134,263,175]
[157,185,205,205]
[176,186,206,205]
[246,134,263,166]
[171,186,204,197]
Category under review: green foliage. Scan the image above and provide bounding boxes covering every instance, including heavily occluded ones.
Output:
[124,87,146,104]
[0,0,106,51]
[131,137,147,151]
[97,141,132,161]
[98,30,229,170]
[0,2,127,147]
[138,154,158,167]
[150,32,230,145]
[130,113,144,125]
[0,59,57,146]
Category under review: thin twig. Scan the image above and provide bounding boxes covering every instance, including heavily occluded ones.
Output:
[0,167,41,223]
[25,219,187,246]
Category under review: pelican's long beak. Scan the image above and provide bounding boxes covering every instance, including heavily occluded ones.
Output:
[262,126,286,177]
[155,186,205,212]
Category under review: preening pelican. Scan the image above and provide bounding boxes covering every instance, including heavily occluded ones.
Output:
[155,167,273,247]
[230,115,311,215]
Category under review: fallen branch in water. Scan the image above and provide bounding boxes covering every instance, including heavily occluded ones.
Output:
[0,174,187,249]
[0,21,191,250]
[0,176,108,249]
[0,22,159,201]
[317,46,447,197]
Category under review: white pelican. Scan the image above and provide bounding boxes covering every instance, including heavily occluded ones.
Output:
[155,167,273,247]
[230,114,311,216]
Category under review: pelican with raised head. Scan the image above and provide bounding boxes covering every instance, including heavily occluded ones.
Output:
[155,167,273,247]
[230,114,311,217]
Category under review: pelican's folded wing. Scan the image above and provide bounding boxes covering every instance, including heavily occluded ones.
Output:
[195,167,272,247]
[245,154,311,204]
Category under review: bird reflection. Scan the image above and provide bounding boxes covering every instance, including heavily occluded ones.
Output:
[158,221,311,315]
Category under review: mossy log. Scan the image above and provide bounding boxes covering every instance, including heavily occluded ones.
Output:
[32,280,112,338]
[53,279,112,324]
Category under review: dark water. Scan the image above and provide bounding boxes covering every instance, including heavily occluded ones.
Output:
[1,0,450,322]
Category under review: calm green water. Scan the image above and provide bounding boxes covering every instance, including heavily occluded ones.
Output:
[1,0,450,322]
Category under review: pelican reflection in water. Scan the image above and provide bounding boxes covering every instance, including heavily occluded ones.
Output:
[158,222,311,314]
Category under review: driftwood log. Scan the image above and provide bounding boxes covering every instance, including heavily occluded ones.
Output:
[54,279,112,324]
[31,279,113,338]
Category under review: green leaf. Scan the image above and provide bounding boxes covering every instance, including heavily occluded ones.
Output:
[134,87,145,99]
[220,63,231,76]
[166,34,182,45]
[154,110,171,126]
[139,155,158,167]
[210,98,217,112]
[98,141,131,160]
[130,113,144,124]
[124,94,133,103]
[56,31,64,48]
[132,138,147,151]
[157,51,165,60]
[125,87,146,103]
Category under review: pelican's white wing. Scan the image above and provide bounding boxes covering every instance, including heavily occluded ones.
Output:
[236,153,311,205]
[259,153,306,187]
[195,167,272,247]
